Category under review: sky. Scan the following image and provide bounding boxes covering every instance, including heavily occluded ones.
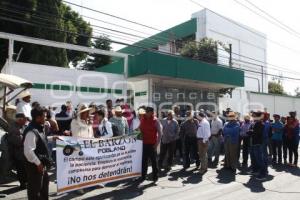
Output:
[68,0,300,95]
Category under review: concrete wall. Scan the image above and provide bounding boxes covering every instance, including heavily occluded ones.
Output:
[2,62,126,107]
[192,9,267,94]
[219,91,300,117]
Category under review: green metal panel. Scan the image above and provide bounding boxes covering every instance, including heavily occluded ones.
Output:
[118,18,197,55]
[61,85,73,91]
[128,51,244,87]
[89,87,100,93]
[32,83,45,89]
[95,59,124,74]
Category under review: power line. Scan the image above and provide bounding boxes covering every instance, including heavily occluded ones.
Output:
[1,8,299,78]
[232,0,300,39]
[1,15,300,82]
[242,0,300,37]
[2,2,300,75]
[62,0,163,32]
[189,0,300,55]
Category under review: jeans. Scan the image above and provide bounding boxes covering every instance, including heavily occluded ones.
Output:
[208,135,221,163]
[158,141,176,168]
[271,140,282,163]
[252,145,266,177]
[184,136,199,168]
[287,139,299,165]
[240,137,250,164]
[262,141,269,175]
[142,144,158,180]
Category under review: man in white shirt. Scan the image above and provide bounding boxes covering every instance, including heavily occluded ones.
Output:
[208,111,223,166]
[16,90,32,121]
[23,106,57,200]
[197,112,211,174]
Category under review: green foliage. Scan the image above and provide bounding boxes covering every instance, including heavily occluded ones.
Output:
[180,37,221,64]
[0,0,92,68]
[83,36,112,71]
[268,81,286,95]
[295,87,300,97]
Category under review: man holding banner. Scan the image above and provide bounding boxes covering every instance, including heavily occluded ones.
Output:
[139,107,162,182]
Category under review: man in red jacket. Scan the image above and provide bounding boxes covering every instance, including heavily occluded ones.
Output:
[139,107,162,182]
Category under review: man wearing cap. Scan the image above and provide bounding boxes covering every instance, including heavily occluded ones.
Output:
[262,112,271,175]
[223,112,240,172]
[158,110,179,171]
[55,104,72,135]
[7,113,28,189]
[16,90,32,120]
[139,107,162,182]
[248,111,266,180]
[208,111,223,166]
[23,106,57,199]
[196,112,211,174]
[71,104,94,138]
[285,111,299,167]
[271,114,284,164]
[109,106,129,136]
[181,110,200,169]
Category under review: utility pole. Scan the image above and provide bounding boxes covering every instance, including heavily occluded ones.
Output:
[229,43,232,67]
[261,65,264,93]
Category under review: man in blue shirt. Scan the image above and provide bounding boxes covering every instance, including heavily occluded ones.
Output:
[271,114,284,165]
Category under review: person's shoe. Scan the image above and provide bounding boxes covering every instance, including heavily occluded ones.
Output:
[255,175,267,181]
[19,183,27,190]
[247,171,259,175]
[153,176,158,183]
[165,166,171,171]
[199,169,207,175]
[76,189,85,195]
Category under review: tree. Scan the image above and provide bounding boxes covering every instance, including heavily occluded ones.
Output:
[180,37,227,64]
[0,0,92,68]
[83,36,112,71]
[295,87,300,97]
[268,81,285,95]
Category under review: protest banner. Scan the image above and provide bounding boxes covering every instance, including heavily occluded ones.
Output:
[56,134,142,194]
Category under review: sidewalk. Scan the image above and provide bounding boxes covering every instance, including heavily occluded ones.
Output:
[1,156,300,200]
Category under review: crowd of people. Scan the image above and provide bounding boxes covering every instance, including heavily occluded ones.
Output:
[4,90,300,199]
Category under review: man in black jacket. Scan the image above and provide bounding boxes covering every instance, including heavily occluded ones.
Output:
[7,113,28,189]
[248,111,266,180]
[23,106,56,200]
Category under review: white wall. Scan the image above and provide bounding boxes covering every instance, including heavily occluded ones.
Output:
[219,91,300,117]
[192,9,268,93]
[2,62,126,107]
[128,79,149,110]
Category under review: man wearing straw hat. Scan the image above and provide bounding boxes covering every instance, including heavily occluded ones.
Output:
[223,112,240,173]
[248,111,266,180]
[70,104,93,138]
[16,90,32,121]
[109,106,129,136]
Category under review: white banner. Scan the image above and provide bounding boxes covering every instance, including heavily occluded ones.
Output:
[56,135,142,194]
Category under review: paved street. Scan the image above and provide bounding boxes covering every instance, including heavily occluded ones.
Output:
[1,154,300,200]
